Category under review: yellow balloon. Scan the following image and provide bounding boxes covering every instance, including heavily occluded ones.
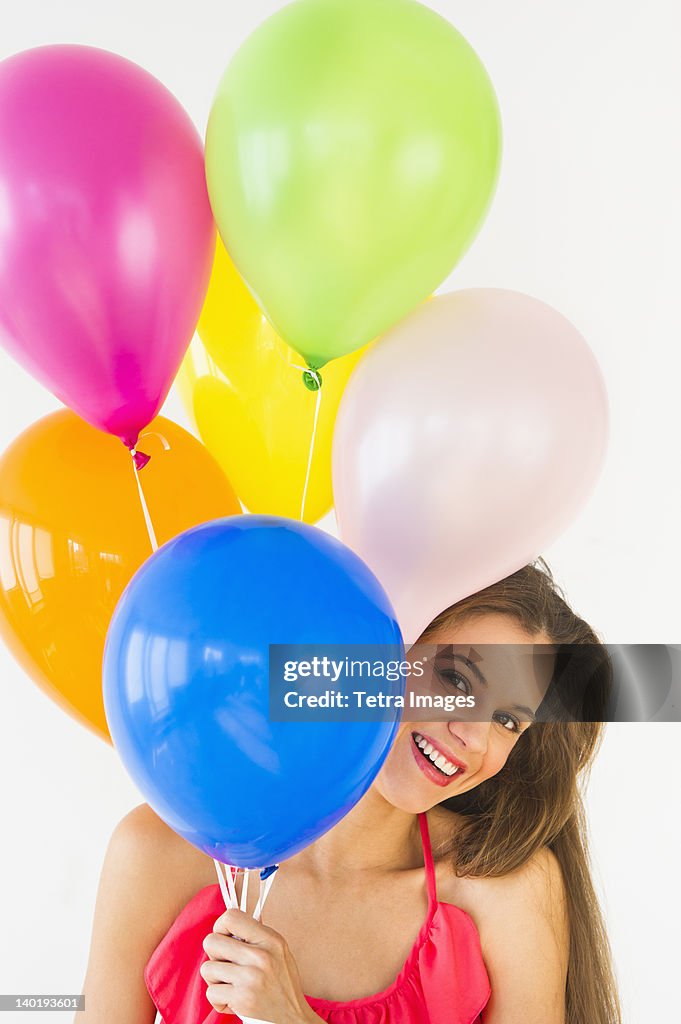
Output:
[177,239,364,523]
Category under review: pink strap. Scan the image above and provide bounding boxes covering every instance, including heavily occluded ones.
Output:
[418,812,437,907]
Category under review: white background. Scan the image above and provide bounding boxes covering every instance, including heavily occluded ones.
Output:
[0,1,679,1021]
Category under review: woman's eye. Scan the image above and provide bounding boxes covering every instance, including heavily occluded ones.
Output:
[494,712,521,733]
[437,669,471,695]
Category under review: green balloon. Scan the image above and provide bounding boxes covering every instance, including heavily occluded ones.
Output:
[206,0,501,368]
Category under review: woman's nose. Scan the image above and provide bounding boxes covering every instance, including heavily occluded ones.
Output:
[446,719,491,755]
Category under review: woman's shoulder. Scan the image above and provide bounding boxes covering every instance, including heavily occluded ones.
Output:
[427,808,567,933]
[106,804,217,923]
[81,806,219,1016]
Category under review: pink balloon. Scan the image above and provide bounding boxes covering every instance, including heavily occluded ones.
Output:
[333,289,609,641]
[0,45,215,447]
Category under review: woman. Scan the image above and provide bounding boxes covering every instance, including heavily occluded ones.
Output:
[80,563,621,1024]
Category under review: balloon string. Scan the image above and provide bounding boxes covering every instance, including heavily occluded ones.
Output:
[139,429,171,452]
[214,859,238,907]
[271,344,323,522]
[212,861,278,918]
[214,859,231,907]
[254,868,278,920]
[209,864,279,1024]
[300,377,323,521]
[240,867,250,912]
[131,453,159,553]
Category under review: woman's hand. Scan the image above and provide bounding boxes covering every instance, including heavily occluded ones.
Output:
[201,908,321,1023]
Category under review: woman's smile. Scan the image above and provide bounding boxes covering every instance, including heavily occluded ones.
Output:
[410,730,467,787]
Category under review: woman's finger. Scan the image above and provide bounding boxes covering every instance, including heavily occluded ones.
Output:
[203,967,263,1014]
[203,931,268,966]
[204,983,234,1013]
[213,907,286,949]
[200,958,241,985]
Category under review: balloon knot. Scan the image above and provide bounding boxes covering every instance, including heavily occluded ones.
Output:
[302,368,322,392]
[131,448,151,471]
[260,864,279,880]
[123,438,151,471]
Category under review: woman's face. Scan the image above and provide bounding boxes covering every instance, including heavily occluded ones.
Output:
[374,613,555,813]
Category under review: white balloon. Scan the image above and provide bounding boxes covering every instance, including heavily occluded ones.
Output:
[333,289,609,640]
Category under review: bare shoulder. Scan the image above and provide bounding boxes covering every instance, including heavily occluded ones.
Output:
[107,803,215,910]
[428,809,568,941]
[93,802,217,960]
[79,805,216,1022]
[449,846,566,924]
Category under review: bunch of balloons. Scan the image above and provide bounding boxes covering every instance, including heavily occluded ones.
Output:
[0,0,608,869]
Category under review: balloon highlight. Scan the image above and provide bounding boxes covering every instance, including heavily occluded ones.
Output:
[0,45,215,447]
[104,516,403,866]
[0,412,239,739]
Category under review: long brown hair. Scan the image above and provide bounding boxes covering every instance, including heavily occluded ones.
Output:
[421,561,621,1024]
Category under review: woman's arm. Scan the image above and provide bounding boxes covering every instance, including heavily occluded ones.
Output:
[473,847,569,1024]
[77,804,209,1024]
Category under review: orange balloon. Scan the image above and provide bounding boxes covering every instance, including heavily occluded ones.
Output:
[0,411,240,741]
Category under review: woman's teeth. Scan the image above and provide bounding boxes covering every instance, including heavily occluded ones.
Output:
[413,734,461,777]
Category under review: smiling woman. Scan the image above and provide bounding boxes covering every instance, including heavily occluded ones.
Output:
[79,561,620,1024]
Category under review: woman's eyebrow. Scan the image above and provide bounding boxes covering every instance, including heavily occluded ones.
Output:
[512,704,537,722]
[449,651,488,686]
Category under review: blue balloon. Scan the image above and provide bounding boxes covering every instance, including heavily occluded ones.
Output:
[103,515,403,867]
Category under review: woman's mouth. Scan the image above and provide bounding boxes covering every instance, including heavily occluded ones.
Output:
[410,731,467,788]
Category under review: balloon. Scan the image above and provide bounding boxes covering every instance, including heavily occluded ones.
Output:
[333,289,609,640]
[206,0,501,368]
[0,412,239,740]
[0,45,215,448]
[177,238,364,522]
[104,516,403,867]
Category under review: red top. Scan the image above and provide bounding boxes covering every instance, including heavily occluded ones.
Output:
[145,813,491,1024]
